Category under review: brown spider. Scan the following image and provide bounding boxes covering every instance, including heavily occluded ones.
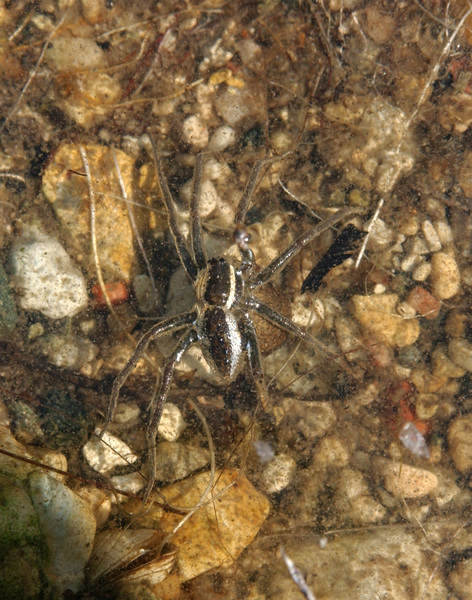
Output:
[100,141,361,501]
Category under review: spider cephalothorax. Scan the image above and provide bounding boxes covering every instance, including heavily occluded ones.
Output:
[100,143,361,501]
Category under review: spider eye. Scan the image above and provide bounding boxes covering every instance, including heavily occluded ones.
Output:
[233,225,251,248]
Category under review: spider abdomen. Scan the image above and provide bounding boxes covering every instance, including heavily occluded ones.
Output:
[199,306,243,381]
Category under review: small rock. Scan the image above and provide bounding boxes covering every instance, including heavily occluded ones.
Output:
[208,125,236,152]
[42,144,157,282]
[46,37,106,71]
[128,468,270,581]
[260,454,296,494]
[133,274,160,314]
[45,335,99,370]
[153,441,210,483]
[374,458,438,498]
[182,115,209,149]
[350,294,420,347]
[28,472,96,596]
[406,286,440,319]
[431,347,466,379]
[312,435,350,469]
[430,252,460,299]
[448,414,472,473]
[110,472,145,495]
[281,397,336,442]
[412,261,431,282]
[10,228,88,319]
[157,403,186,442]
[421,219,442,252]
[448,338,472,372]
[83,429,138,474]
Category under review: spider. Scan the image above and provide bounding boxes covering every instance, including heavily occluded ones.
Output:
[100,141,362,502]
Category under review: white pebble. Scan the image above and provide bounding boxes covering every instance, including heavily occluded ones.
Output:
[46,335,98,370]
[46,37,106,71]
[409,236,430,255]
[83,429,138,474]
[28,472,96,595]
[421,219,442,252]
[397,301,416,318]
[208,125,236,152]
[400,254,421,272]
[181,178,219,217]
[363,217,393,246]
[412,261,431,282]
[10,233,88,319]
[430,252,461,299]
[157,403,187,442]
[375,459,438,498]
[434,220,453,245]
[260,453,296,494]
[373,283,386,294]
[182,115,209,149]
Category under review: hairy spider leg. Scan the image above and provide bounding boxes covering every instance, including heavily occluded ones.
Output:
[99,311,197,440]
[144,328,198,502]
[150,138,199,281]
[244,297,340,361]
[189,152,207,269]
[243,315,270,411]
[234,155,285,225]
[251,206,362,289]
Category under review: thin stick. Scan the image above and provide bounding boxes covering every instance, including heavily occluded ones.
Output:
[111,147,159,307]
[355,197,383,269]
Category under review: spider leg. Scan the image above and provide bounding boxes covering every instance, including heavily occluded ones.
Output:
[100,310,198,439]
[251,207,362,289]
[235,155,285,225]
[190,152,207,270]
[149,137,199,281]
[144,328,198,503]
[244,297,354,374]
[243,315,270,412]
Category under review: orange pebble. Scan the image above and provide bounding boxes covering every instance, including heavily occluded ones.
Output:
[406,286,440,319]
[91,282,129,309]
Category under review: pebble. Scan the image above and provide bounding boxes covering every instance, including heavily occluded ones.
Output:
[133,274,160,314]
[182,115,209,149]
[153,441,210,483]
[45,335,99,370]
[10,228,88,320]
[157,403,187,442]
[42,143,156,282]
[350,294,420,347]
[259,453,297,494]
[181,177,219,218]
[208,125,236,152]
[28,472,96,596]
[406,286,440,319]
[448,338,472,372]
[127,468,270,581]
[430,252,461,299]
[412,261,431,282]
[312,435,350,469]
[281,397,336,442]
[45,36,106,71]
[448,414,472,473]
[374,459,438,498]
[421,219,442,252]
[434,220,453,245]
[83,429,138,474]
[214,86,262,127]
